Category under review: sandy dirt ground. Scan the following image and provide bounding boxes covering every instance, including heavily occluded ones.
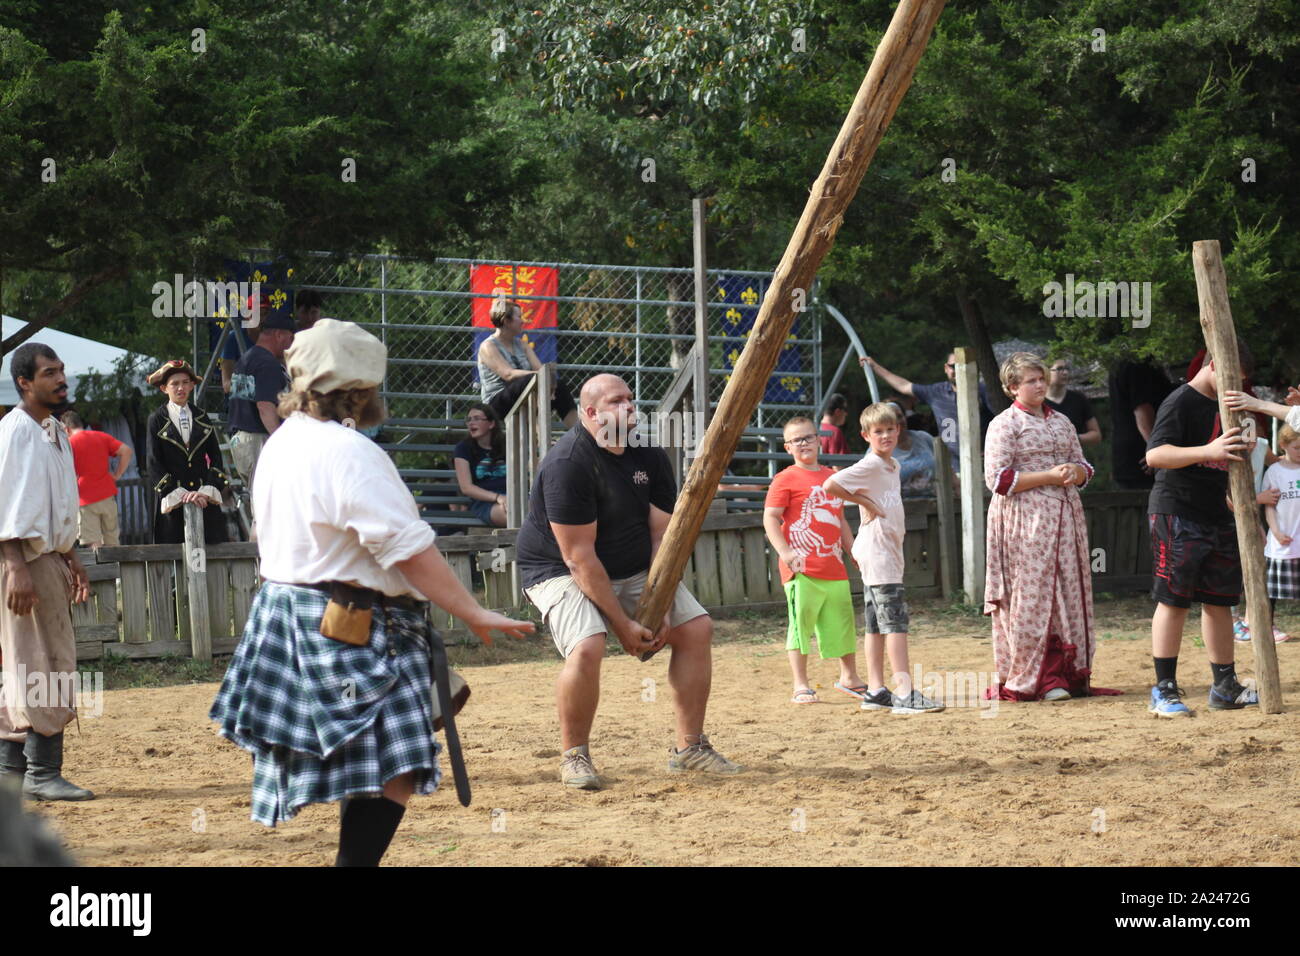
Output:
[30,596,1300,866]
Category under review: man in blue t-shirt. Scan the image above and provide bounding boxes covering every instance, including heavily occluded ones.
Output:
[227,309,294,501]
[865,351,993,474]
[516,374,742,790]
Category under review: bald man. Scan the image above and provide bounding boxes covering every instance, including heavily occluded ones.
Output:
[516,374,741,789]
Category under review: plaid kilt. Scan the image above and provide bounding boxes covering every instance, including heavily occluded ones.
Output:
[209,583,442,827]
[1267,556,1300,601]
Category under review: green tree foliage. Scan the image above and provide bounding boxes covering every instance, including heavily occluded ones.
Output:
[1,0,542,357]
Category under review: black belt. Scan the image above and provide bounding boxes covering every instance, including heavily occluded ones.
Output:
[298,582,424,614]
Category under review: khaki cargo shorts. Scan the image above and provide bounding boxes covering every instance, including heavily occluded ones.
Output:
[524,569,708,659]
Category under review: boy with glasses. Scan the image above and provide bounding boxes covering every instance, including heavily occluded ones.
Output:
[763,417,864,704]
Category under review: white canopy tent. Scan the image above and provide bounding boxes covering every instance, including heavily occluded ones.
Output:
[1,316,136,406]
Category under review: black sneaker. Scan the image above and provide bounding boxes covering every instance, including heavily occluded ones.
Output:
[1208,677,1259,711]
[859,688,893,711]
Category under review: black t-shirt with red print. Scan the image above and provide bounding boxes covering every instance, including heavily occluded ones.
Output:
[1147,384,1232,526]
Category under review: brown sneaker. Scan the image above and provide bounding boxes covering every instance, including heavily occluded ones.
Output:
[667,734,742,775]
[559,745,602,790]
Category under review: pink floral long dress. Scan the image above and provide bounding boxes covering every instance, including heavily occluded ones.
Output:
[983,400,1106,700]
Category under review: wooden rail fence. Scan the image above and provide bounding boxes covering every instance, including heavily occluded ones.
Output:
[70,491,1156,662]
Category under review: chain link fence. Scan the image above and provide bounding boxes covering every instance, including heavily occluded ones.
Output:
[294,254,816,411]
[197,253,825,479]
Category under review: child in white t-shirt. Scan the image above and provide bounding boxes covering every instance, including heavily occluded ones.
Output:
[824,403,944,715]
[1261,425,1300,641]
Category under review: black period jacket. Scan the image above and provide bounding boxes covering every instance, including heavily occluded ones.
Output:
[146,401,231,544]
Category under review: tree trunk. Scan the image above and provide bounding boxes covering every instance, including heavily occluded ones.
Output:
[956,290,1007,413]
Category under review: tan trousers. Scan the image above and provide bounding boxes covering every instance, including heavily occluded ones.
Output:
[78,496,120,548]
[0,553,77,741]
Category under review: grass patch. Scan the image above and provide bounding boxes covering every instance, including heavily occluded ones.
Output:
[80,651,230,691]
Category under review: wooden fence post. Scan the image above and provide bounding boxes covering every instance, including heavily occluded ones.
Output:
[183,503,212,661]
[1192,239,1283,713]
[954,347,986,605]
[933,439,958,598]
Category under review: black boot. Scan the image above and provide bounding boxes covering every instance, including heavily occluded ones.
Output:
[334,797,405,866]
[0,738,25,785]
[23,732,94,801]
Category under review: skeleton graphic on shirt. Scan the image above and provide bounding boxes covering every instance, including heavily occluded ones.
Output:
[787,484,843,561]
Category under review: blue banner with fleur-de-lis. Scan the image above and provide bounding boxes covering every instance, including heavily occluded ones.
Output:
[716,274,805,404]
[207,259,296,356]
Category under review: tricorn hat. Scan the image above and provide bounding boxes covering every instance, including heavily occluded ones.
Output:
[147,359,200,389]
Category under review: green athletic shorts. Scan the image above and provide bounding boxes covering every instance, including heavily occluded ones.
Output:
[783,575,857,659]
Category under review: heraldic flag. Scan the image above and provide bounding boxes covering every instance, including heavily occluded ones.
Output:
[717,274,806,404]
[470,264,559,382]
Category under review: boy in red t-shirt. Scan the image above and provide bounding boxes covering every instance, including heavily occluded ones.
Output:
[63,411,133,551]
[764,416,864,703]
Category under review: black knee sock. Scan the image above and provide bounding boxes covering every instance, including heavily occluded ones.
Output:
[1153,656,1178,685]
[1210,661,1237,686]
[334,797,406,867]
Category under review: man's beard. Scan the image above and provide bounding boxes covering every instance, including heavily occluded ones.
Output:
[46,391,70,414]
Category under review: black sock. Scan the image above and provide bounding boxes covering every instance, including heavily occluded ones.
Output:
[334,797,406,867]
[1210,661,1237,686]
[1153,656,1178,686]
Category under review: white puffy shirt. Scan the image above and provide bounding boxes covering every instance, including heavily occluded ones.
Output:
[253,413,437,598]
[0,408,79,561]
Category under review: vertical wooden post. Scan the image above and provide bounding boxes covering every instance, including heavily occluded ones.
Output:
[634,0,948,630]
[933,438,958,598]
[692,198,710,428]
[954,347,985,604]
[182,502,212,661]
[1192,239,1283,713]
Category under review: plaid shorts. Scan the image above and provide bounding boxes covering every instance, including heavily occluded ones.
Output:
[209,583,441,827]
[1267,556,1300,601]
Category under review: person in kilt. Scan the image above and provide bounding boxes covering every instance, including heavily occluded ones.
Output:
[210,320,532,866]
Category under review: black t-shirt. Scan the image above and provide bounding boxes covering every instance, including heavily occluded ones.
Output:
[1146,384,1231,526]
[516,426,677,589]
[1109,361,1173,487]
[453,439,507,494]
[1044,389,1094,436]
[227,345,290,434]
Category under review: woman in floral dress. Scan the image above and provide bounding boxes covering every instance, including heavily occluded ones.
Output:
[984,353,1113,701]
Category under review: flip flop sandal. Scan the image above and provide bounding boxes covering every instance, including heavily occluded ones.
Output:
[791,688,818,704]
[834,681,870,701]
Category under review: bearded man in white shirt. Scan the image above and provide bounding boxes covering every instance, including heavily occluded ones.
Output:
[0,342,94,801]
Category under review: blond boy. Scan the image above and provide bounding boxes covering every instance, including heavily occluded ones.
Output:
[825,403,944,714]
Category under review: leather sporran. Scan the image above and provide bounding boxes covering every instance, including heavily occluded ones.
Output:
[319,583,374,646]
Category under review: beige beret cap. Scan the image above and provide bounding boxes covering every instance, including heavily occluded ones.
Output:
[285,318,387,393]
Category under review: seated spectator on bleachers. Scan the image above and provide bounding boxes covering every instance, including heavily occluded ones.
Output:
[477,294,579,428]
[453,403,508,527]
[888,403,936,498]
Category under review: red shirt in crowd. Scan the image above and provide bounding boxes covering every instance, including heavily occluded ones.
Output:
[764,464,848,584]
[818,419,847,455]
[68,429,124,506]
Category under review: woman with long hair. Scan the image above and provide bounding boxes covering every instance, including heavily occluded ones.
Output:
[453,402,508,527]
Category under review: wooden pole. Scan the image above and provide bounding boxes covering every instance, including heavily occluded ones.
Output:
[692,198,710,426]
[1191,239,1283,713]
[634,0,947,630]
[183,502,211,662]
[933,439,958,598]
[954,347,985,604]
